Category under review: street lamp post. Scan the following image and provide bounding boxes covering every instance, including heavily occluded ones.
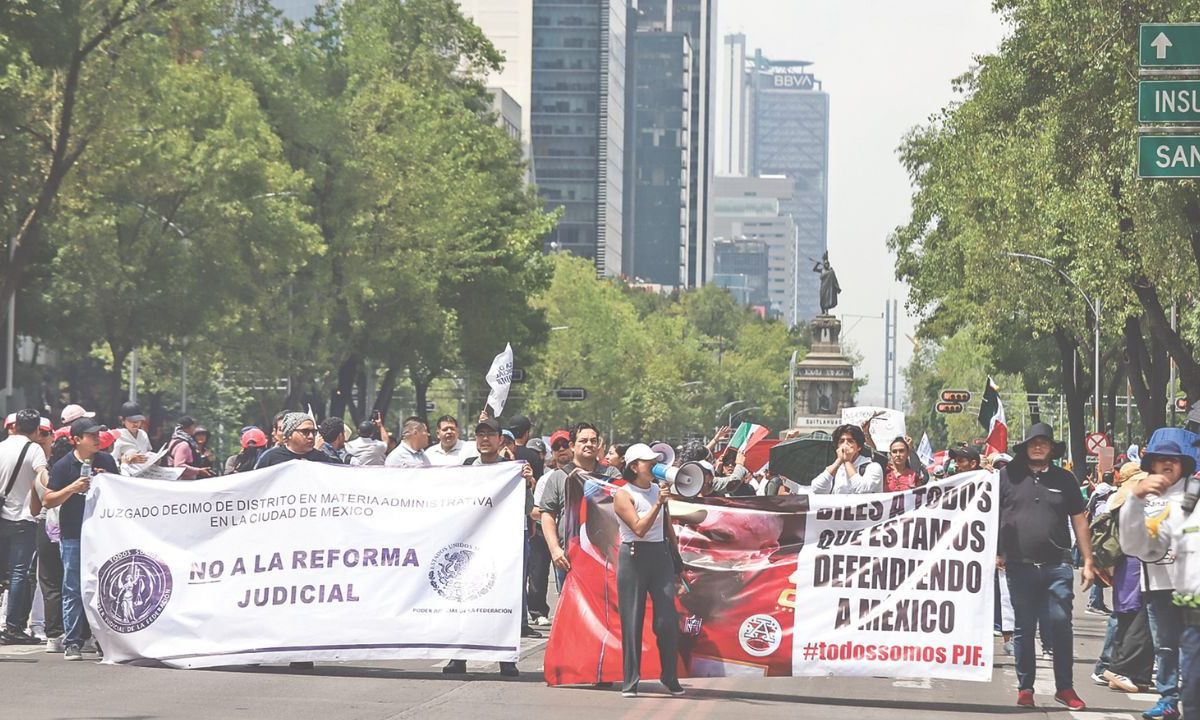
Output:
[1005,252,1101,433]
[730,406,763,426]
[716,400,748,428]
[788,350,798,429]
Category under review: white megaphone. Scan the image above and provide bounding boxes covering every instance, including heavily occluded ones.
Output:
[652,461,706,498]
[650,442,676,467]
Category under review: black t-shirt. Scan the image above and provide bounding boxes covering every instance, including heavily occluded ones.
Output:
[254,445,340,469]
[49,451,119,540]
[998,462,1087,564]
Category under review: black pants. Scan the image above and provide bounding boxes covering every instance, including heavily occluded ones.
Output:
[36,520,62,639]
[617,541,678,693]
[1111,606,1155,687]
[527,530,551,618]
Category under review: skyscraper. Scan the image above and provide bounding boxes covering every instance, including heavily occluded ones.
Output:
[459,1,535,163]
[711,175,798,325]
[747,52,829,322]
[715,33,748,176]
[626,31,691,285]
[623,0,714,288]
[530,0,627,275]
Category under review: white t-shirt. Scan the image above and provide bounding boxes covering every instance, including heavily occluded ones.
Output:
[618,483,665,543]
[426,440,478,467]
[112,428,152,465]
[0,434,48,522]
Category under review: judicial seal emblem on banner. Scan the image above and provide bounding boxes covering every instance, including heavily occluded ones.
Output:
[429,543,495,602]
[739,614,783,657]
[96,549,173,633]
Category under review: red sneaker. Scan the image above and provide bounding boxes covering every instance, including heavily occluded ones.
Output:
[1054,689,1086,710]
[1016,689,1034,707]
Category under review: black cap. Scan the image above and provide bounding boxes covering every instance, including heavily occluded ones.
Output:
[119,401,145,421]
[508,415,532,438]
[70,418,104,437]
[950,446,981,463]
[476,417,502,434]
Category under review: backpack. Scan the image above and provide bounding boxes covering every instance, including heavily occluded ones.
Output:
[1090,507,1123,570]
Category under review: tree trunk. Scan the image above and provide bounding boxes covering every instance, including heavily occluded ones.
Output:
[372,366,398,422]
[354,364,368,425]
[329,354,361,420]
[412,371,430,424]
[1054,330,1088,482]
[1123,316,1168,437]
[1113,177,1200,400]
[108,346,129,420]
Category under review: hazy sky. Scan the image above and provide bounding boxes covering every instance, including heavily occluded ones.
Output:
[718,1,1009,408]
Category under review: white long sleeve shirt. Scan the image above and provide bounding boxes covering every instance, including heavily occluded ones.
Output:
[1119,481,1188,593]
[810,454,883,494]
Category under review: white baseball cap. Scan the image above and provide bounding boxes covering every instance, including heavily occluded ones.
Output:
[624,443,664,465]
[60,404,95,424]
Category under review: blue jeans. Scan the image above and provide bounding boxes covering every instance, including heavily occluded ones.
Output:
[1180,623,1200,718]
[1089,583,1107,609]
[1146,590,1182,706]
[1094,611,1119,676]
[59,539,89,649]
[1007,562,1075,691]
[0,519,37,633]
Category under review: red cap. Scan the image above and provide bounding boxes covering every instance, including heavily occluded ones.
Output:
[241,428,268,449]
[549,429,571,447]
[53,426,71,442]
[98,430,118,451]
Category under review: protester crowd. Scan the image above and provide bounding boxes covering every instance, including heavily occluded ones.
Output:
[2,401,1200,713]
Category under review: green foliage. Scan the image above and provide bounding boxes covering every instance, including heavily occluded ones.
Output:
[890,0,1200,440]
[517,254,804,442]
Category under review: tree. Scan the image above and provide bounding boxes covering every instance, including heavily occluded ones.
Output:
[212,0,552,421]
[42,41,315,417]
[890,0,1200,475]
[0,0,179,310]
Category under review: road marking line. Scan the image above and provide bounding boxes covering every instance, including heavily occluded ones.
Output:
[1069,712,1138,720]
[892,677,932,689]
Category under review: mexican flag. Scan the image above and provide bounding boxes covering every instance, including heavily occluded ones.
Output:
[729,422,770,453]
[978,377,1008,455]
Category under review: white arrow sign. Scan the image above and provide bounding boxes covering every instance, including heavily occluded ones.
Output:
[1153,32,1173,60]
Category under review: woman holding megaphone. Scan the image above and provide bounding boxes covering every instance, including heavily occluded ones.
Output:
[613,443,685,698]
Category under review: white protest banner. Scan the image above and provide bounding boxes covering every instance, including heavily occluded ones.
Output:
[81,462,524,668]
[485,343,514,417]
[841,406,906,451]
[792,470,997,681]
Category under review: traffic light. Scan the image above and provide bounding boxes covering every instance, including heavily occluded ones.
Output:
[940,390,971,403]
[936,402,964,414]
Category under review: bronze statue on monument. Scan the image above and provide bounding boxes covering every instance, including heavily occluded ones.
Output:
[813,251,840,315]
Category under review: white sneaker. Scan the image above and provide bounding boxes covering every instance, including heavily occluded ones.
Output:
[535,615,551,627]
[45,636,63,653]
[1003,641,1014,655]
[1091,672,1108,685]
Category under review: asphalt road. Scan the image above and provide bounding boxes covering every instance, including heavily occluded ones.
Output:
[1,582,1167,720]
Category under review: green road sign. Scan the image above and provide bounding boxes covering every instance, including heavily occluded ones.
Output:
[1140,80,1200,122]
[1141,24,1200,67]
[1139,135,1200,178]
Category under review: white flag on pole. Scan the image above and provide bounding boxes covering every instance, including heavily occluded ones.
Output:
[917,432,934,466]
[485,343,514,417]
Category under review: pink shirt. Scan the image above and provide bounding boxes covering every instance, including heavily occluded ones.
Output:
[884,467,919,493]
[170,441,200,480]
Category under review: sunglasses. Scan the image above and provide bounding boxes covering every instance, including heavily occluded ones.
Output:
[293,428,318,437]
[551,440,570,450]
